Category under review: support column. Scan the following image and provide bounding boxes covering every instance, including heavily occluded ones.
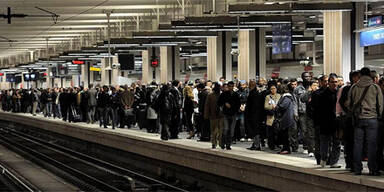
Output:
[81,63,89,88]
[324,11,351,81]
[352,3,365,70]
[101,56,118,85]
[207,34,222,81]
[207,32,231,81]
[160,46,180,83]
[258,28,267,78]
[46,67,52,88]
[238,30,256,81]
[142,48,153,84]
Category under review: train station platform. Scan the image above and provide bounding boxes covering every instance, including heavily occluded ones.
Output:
[0,111,383,191]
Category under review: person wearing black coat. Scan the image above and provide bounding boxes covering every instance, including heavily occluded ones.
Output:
[97,86,114,129]
[245,80,264,150]
[218,81,240,150]
[169,80,182,139]
[311,75,328,165]
[318,75,341,168]
[154,84,177,140]
[197,84,210,141]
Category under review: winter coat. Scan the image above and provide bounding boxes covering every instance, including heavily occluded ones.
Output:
[294,84,307,114]
[218,90,240,116]
[120,90,134,108]
[264,93,281,126]
[319,88,338,135]
[276,93,296,130]
[346,76,383,119]
[204,92,222,120]
[88,88,97,107]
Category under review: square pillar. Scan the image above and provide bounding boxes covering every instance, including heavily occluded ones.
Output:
[324,11,351,80]
[160,46,180,83]
[81,63,89,88]
[353,3,365,70]
[101,56,118,85]
[207,34,223,81]
[238,30,256,81]
[142,48,152,84]
[46,67,52,88]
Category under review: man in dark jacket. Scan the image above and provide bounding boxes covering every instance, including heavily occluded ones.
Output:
[319,75,341,168]
[246,80,264,150]
[170,80,182,139]
[311,75,328,164]
[154,84,176,140]
[97,86,114,129]
[338,71,360,171]
[204,82,223,149]
[218,81,240,150]
[197,83,210,141]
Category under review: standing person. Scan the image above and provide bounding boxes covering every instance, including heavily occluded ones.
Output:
[146,83,159,133]
[338,71,360,171]
[183,85,195,139]
[264,84,281,150]
[46,88,53,117]
[218,81,240,150]
[318,75,341,168]
[204,82,223,149]
[120,85,135,128]
[246,80,264,150]
[154,84,176,141]
[311,75,329,164]
[347,67,383,175]
[197,83,210,141]
[301,80,319,157]
[275,83,296,154]
[31,89,39,116]
[170,80,182,139]
[294,72,312,154]
[236,80,248,142]
[87,84,97,124]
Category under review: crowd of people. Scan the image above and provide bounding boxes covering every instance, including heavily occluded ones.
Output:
[0,67,383,176]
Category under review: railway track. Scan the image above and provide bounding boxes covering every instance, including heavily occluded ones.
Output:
[0,162,38,192]
[0,126,188,192]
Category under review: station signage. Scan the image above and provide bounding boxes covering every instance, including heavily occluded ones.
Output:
[360,28,384,47]
[368,16,382,27]
[90,67,101,72]
[72,60,85,65]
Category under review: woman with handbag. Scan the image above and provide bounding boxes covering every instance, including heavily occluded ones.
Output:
[264,84,281,150]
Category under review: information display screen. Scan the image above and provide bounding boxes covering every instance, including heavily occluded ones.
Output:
[368,16,382,27]
[360,28,384,47]
[6,74,15,82]
[272,24,292,55]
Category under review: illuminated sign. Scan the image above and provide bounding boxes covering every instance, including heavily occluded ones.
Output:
[368,16,382,27]
[90,67,101,72]
[151,58,159,68]
[360,28,384,47]
[72,60,85,65]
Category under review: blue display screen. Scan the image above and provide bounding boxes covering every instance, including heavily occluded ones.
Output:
[360,28,384,47]
[272,24,292,55]
[368,16,382,27]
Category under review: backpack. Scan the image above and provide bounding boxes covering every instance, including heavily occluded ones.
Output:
[351,85,371,125]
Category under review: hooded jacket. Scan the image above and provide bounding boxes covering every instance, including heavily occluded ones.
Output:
[346,76,383,119]
[276,93,296,130]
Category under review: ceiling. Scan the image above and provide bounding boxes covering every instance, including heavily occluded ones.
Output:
[0,0,382,64]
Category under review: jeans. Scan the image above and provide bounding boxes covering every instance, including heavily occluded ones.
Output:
[320,134,341,165]
[301,114,315,153]
[210,118,223,147]
[223,115,236,148]
[87,106,96,123]
[44,102,52,117]
[354,118,379,173]
[103,107,114,128]
[289,123,299,151]
[341,115,354,169]
[32,102,38,115]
